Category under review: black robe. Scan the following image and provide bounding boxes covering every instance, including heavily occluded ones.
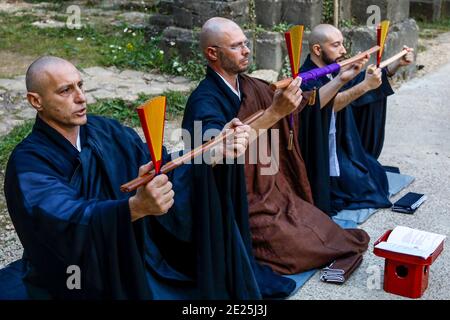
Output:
[299,55,391,214]
[4,114,282,299]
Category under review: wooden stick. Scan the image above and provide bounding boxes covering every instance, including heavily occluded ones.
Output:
[270,46,381,91]
[367,49,409,74]
[340,46,380,67]
[120,110,265,193]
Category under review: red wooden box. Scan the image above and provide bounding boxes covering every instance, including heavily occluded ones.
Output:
[373,229,444,299]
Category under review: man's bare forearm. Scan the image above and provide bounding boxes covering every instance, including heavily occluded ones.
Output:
[332,82,369,112]
[318,76,347,109]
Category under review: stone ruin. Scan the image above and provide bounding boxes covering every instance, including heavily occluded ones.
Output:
[146,0,420,79]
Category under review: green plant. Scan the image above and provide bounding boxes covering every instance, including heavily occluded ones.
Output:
[134,91,189,118]
[88,90,190,126]
[280,55,292,79]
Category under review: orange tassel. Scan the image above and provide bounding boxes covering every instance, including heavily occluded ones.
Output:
[308,89,317,106]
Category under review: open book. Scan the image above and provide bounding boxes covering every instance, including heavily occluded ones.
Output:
[375,226,446,259]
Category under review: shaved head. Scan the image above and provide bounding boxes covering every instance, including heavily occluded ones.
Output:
[309,24,342,51]
[200,17,242,52]
[25,56,74,94]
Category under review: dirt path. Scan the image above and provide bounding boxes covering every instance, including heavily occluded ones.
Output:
[0,52,36,79]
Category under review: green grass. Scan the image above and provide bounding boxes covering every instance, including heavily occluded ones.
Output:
[418,18,450,39]
[322,0,334,24]
[0,12,206,80]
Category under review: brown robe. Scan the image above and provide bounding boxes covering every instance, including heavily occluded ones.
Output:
[237,74,370,275]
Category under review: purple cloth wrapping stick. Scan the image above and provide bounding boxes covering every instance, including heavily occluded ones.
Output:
[299,63,341,83]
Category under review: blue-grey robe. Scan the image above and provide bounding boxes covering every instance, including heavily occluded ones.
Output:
[299,55,392,214]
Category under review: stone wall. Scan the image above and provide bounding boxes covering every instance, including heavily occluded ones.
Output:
[149,0,250,35]
[343,0,410,25]
[342,19,419,79]
[148,0,418,78]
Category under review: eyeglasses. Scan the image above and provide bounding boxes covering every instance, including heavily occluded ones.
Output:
[211,40,250,52]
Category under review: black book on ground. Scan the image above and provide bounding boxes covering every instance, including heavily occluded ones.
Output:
[391,192,427,214]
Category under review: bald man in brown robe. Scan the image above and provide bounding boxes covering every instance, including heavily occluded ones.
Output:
[196,17,370,275]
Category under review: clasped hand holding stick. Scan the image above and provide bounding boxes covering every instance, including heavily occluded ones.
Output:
[121,46,383,193]
[120,110,264,193]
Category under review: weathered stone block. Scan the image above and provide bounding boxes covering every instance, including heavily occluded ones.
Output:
[281,0,323,29]
[349,0,410,25]
[147,13,174,37]
[255,0,282,28]
[158,0,175,15]
[443,0,450,18]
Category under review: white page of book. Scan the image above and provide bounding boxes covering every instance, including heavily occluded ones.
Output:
[375,226,446,259]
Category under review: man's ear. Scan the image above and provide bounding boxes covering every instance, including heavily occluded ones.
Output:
[27,92,43,112]
[312,44,322,57]
[205,47,219,62]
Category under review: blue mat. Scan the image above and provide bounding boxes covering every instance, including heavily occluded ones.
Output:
[332,172,415,225]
